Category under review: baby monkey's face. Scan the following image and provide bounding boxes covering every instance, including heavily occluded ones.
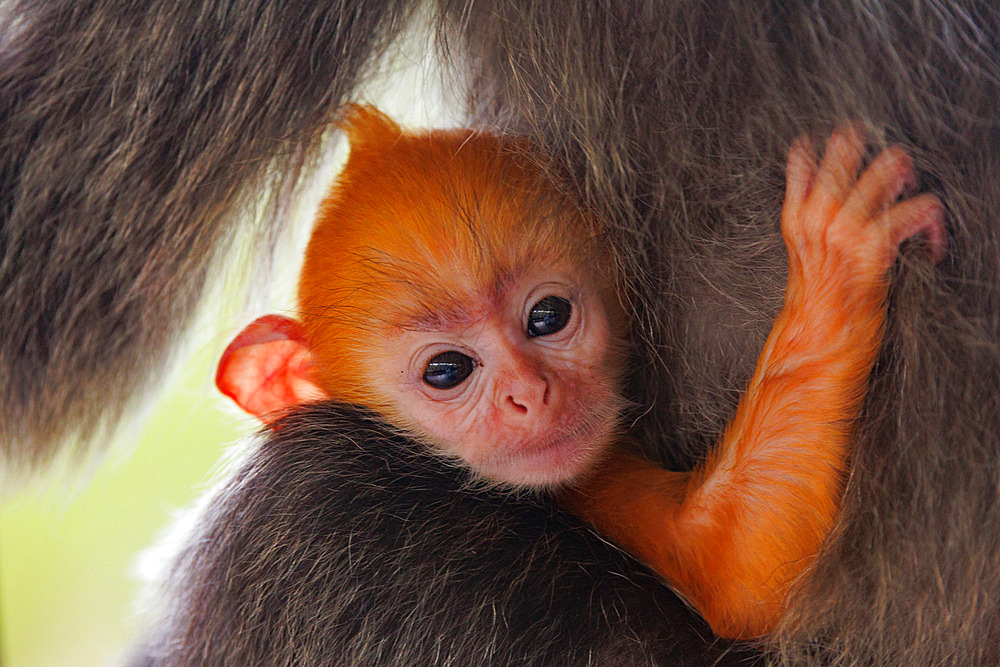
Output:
[375,268,625,488]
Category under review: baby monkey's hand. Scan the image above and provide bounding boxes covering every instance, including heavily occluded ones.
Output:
[782,125,945,297]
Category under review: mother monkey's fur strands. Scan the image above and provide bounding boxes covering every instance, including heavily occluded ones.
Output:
[4,1,1000,664]
[0,0,414,472]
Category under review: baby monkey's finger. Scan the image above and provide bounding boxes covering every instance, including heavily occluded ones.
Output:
[884,194,946,266]
[840,145,916,224]
[810,125,865,216]
[784,136,817,216]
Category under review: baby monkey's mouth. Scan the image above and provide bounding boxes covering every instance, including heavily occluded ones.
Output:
[483,411,619,487]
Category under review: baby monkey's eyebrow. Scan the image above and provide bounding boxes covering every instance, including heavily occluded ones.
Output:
[395,303,481,332]
[392,269,529,333]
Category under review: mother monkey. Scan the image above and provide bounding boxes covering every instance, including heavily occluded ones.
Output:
[3,2,999,664]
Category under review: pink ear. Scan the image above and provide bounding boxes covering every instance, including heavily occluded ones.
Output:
[216,314,328,422]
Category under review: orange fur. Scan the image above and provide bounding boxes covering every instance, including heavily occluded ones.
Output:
[560,279,883,638]
[298,106,620,410]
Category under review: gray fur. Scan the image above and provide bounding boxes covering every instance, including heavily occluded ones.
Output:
[0,0,412,469]
[455,3,1000,662]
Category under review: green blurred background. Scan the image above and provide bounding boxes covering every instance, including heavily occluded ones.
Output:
[0,347,246,666]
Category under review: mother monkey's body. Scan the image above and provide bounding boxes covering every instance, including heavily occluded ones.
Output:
[5,2,1000,664]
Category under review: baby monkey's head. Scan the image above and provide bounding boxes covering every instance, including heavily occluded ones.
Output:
[222,106,629,488]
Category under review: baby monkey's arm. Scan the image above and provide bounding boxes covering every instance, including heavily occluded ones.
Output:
[560,127,945,639]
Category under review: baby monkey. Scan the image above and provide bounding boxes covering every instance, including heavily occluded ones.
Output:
[217,106,944,638]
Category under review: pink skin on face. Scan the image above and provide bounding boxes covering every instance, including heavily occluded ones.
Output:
[375,271,623,488]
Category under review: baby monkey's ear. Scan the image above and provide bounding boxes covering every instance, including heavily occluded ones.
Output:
[216,314,328,423]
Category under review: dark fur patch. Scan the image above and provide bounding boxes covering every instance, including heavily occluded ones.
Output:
[134,402,754,665]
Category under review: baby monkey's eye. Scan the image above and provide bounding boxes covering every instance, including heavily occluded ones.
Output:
[526,295,572,337]
[423,351,477,389]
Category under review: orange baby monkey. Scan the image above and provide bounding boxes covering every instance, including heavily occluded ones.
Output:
[216,106,944,639]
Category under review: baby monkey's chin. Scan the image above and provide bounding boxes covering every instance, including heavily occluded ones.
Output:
[477,420,619,490]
